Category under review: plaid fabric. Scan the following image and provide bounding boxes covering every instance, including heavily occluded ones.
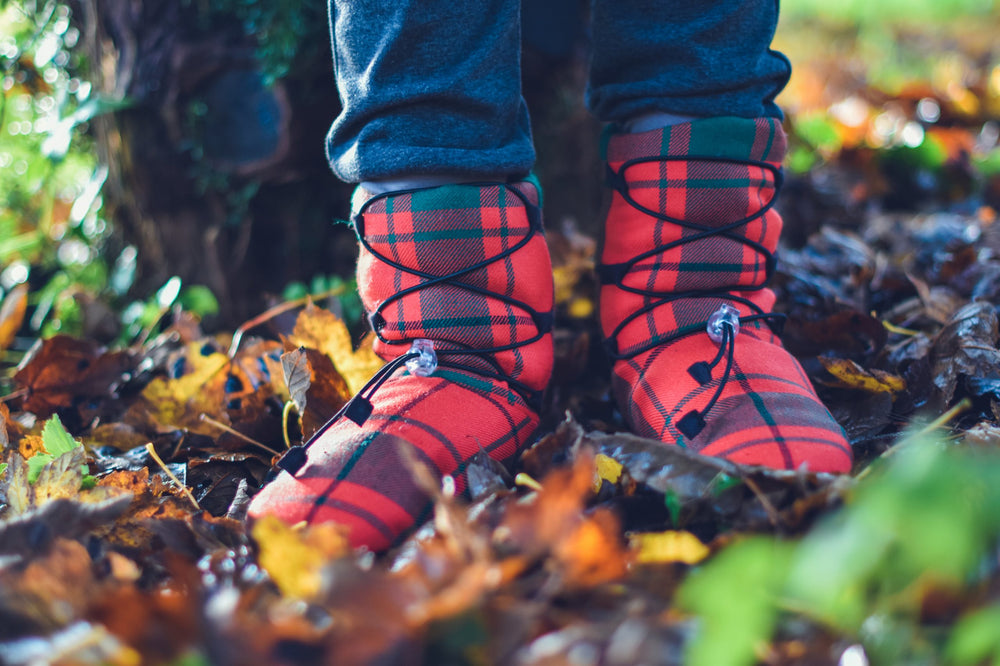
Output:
[248,181,554,551]
[600,118,852,473]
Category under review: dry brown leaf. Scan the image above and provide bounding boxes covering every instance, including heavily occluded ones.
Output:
[14,335,135,418]
[281,347,351,439]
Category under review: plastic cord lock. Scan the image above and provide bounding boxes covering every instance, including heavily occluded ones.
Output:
[405,339,438,377]
[707,304,741,343]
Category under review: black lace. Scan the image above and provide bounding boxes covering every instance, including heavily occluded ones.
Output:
[598,155,787,439]
[272,181,552,477]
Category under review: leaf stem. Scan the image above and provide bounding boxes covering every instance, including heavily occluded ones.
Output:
[227,286,347,358]
[281,400,296,449]
[198,414,281,455]
[145,442,200,510]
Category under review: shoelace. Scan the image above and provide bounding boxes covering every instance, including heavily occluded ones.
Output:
[598,155,787,439]
[272,182,552,477]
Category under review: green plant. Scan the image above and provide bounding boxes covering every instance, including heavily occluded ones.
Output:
[678,433,1000,666]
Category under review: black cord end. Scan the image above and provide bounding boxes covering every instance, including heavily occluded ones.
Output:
[688,361,712,385]
[677,410,706,439]
[345,397,374,426]
[276,445,308,476]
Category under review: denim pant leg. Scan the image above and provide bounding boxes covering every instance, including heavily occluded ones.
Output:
[326,0,534,183]
[587,0,791,123]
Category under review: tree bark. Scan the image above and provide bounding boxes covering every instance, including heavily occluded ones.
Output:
[70,0,353,326]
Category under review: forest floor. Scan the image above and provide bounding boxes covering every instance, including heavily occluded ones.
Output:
[3,4,1000,666]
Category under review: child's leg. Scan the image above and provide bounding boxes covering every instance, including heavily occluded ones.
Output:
[325,0,534,183]
[589,1,852,471]
[248,0,555,551]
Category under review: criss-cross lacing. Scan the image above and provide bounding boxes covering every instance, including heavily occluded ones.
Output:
[599,154,786,439]
[597,117,851,472]
[358,182,553,407]
[273,181,552,475]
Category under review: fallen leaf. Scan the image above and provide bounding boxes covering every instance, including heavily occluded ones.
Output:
[137,341,230,435]
[630,531,711,565]
[251,514,351,600]
[288,304,383,395]
[0,495,132,556]
[594,452,623,492]
[281,347,351,439]
[14,335,135,418]
[817,357,907,394]
[0,283,28,352]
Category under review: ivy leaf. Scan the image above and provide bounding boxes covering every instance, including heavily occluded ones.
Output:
[41,414,79,458]
[27,452,54,484]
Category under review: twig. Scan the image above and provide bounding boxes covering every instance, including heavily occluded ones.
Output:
[145,442,200,510]
[0,389,27,403]
[742,475,783,529]
[913,397,973,439]
[227,286,347,358]
[198,414,281,455]
[855,397,972,483]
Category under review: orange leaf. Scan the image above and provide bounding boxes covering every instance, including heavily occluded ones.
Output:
[0,283,28,352]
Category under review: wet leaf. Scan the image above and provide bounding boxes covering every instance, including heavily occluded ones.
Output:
[931,301,1000,405]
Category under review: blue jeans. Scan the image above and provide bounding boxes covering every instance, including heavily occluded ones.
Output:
[326,0,790,183]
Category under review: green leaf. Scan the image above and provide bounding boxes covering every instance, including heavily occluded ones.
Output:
[0,462,7,476]
[27,452,54,484]
[179,285,220,317]
[946,604,1000,666]
[42,414,79,457]
[677,537,793,666]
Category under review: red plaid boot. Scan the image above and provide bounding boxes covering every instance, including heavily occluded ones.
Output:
[248,180,554,550]
[599,117,852,472]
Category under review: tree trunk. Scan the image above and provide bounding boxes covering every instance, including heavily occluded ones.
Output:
[70,0,354,326]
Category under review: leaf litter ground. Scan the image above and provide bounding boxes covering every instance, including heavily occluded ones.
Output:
[4,196,1000,665]
[4,27,1000,666]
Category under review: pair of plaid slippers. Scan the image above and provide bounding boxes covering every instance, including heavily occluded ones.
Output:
[247,117,852,552]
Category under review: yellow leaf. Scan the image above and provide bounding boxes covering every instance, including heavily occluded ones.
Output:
[631,530,710,565]
[32,447,86,506]
[289,304,383,395]
[593,453,623,492]
[818,357,906,394]
[139,342,229,432]
[252,515,350,600]
[568,297,594,319]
